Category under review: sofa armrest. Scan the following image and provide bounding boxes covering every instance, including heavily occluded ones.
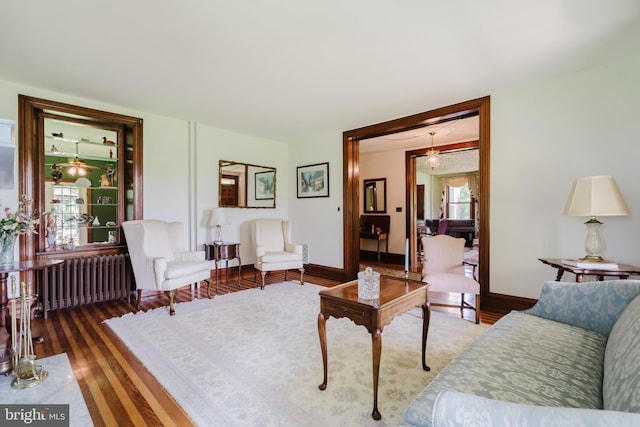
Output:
[255,244,265,257]
[523,280,640,336]
[432,391,640,427]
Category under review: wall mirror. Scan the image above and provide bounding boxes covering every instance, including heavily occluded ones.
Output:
[219,160,276,208]
[363,178,386,213]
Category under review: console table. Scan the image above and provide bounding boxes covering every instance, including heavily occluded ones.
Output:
[204,242,241,291]
[359,215,390,264]
[539,258,640,282]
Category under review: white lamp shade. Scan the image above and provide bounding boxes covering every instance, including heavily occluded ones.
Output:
[563,175,630,217]
[208,208,229,227]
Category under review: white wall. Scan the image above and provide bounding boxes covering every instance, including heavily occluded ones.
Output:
[490,53,640,298]
[359,150,407,255]
[0,80,290,267]
[288,132,344,268]
[2,52,639,300]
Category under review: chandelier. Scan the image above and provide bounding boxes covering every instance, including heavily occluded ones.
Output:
[425,131,440,170]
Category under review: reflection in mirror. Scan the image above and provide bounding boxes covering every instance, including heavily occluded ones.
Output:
[363,178,386,213]
[219,160,276,208]
[43,118,120,250]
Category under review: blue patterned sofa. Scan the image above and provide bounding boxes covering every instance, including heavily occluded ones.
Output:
[401,279,640,426]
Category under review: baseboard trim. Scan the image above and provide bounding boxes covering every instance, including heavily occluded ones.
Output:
[303,264,348,282]
[481,292,536,314]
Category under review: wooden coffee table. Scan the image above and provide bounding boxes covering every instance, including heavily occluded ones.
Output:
[317,276,430,420]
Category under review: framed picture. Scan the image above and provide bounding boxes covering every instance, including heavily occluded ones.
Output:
[297,162,329,198]
[255,170,275,200]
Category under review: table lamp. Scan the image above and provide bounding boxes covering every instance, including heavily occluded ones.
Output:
[208,208,229,243]
[563,175,629,261]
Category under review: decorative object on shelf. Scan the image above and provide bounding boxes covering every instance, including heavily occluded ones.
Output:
[51,163,62,185]
[208,208,229,243]
[102,137,115,145]
[50,144,59,153]
[563,175,630,261]
[357,267,380,300]
[106,221,116,227]
[92,216,101,227]
[0,195,40,266]
[44,212,57,252]
[109,148,113,158]
[108,231,116,243]
[296,162,330,198]
[425,131,440,170]
[51,132,63,138]
[9,277,48,388]
[100,174,110,187]
[75,177,91,188]
[77,213,94,225]
[105,165,116,187]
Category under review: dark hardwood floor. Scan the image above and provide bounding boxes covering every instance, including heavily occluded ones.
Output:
[2,267,502,426]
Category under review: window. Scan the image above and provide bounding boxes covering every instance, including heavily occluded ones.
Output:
[446,184,472,220]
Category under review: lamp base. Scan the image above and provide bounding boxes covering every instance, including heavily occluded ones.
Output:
[580,255,605,262]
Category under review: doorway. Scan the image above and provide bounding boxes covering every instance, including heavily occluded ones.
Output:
[342,96,490,303]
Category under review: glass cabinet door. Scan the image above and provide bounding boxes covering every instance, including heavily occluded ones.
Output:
[43,117,121,250]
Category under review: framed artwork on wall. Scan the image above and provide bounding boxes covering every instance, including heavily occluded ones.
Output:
[297,162,329,198]
[255,170,275,200]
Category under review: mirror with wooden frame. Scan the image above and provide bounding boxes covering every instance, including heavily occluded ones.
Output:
[363,178,386,213]
[18,95,143,258]
[219,160,276,208]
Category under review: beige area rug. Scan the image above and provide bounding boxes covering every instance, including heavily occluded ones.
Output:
[105,282,488,427]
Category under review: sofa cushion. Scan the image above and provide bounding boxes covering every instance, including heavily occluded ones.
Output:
[403,311,607,427]
[603,294,640,413]
[432,391,640,427]
[524,280,640,336]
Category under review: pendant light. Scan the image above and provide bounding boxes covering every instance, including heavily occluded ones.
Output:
[425,131,440,170]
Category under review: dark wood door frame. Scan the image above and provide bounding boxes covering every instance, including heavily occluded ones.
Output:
[343,96,492,306]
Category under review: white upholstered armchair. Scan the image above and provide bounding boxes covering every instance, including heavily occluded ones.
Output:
[122,219,212,315]
[421,234,480,324]
[251,218,304,290]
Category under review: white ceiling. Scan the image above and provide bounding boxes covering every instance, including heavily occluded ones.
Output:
[1,1,639,145]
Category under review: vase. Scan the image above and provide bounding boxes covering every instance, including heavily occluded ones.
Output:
[0,234,17,266]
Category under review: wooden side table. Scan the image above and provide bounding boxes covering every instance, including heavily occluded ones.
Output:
[204,242,241,291]
[318,276,429,420]
[538,258,640,282]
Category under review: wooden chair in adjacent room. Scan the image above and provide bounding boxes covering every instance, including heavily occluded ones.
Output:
[421,234,480,324]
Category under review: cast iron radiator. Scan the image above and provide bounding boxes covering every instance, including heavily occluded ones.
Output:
[38,254,133,318]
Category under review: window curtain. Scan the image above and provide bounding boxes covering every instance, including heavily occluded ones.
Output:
[437,173,478,218]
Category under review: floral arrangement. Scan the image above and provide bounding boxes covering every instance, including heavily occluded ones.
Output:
[1,195,40,239]
[375,226,381,234]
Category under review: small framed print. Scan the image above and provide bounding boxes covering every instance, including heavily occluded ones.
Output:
[297,162,329,198]
[255,170,275,200]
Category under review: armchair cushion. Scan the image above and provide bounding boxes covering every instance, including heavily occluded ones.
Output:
[261,251,303,263]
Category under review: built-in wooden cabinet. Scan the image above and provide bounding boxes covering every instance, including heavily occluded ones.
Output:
[18,95,143,260]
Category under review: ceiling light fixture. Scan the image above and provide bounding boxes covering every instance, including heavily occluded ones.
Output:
[65,142,95,176]
[425,131,440,170]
